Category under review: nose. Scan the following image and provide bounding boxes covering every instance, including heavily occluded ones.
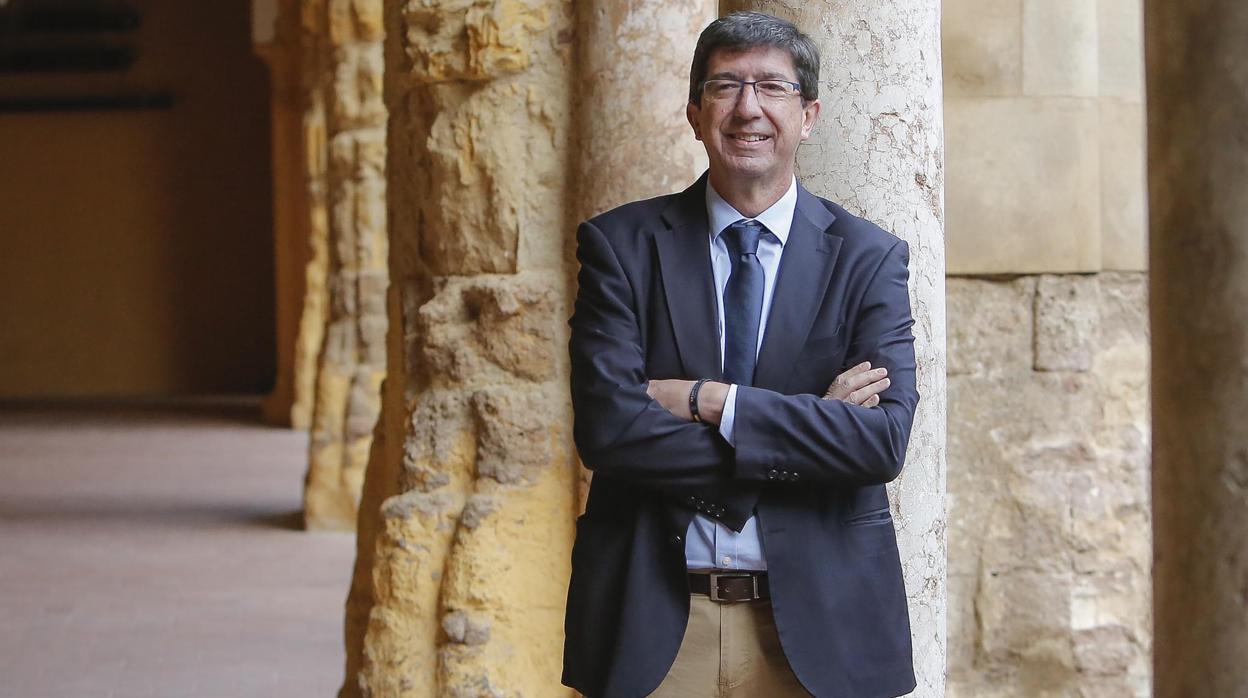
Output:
[732,83,765,118]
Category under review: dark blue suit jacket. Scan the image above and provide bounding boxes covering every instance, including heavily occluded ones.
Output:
[563,174,919,698]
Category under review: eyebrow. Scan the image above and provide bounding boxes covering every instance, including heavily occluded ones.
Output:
[706,70,796,82]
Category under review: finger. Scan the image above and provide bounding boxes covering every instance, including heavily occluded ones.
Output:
[825,363,875,399]
[849,377,891,404]
[835,361,872,382]
[864,394,880,408]
[842,367,888,393]
[846,360,872,375]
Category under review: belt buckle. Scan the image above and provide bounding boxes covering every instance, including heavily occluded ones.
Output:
[708,572,757,602]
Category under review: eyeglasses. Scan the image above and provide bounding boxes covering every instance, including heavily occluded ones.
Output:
[700,78,803,104]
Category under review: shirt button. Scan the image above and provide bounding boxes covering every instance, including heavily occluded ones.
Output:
[721,556,731,567]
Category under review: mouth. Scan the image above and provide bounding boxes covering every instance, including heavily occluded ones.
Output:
[729,133,771,144]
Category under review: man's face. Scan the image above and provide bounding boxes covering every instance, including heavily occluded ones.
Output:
[687,46,821,188]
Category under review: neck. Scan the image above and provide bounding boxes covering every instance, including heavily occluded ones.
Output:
[708,169,793,218]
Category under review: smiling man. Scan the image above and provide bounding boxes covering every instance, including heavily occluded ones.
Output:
[563,12,919,698]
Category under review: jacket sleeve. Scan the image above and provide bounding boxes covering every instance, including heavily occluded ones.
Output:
[568,219,757,529]
[731,239,920,486]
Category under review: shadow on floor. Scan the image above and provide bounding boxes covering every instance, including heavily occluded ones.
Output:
[0,395,270,429]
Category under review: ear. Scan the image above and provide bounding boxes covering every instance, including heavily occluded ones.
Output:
[686,101,703,141]
[799,98,822,141]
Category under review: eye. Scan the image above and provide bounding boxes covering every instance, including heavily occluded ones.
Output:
[704,80,741,98]
[756,80,794,98]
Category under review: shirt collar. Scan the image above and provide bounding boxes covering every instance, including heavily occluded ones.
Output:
[706,175,798,246]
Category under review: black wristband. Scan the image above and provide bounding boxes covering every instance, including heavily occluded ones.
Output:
[689,378,711,423]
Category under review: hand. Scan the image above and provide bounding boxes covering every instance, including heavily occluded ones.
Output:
[823,361,889,407]
[646,379,729,425]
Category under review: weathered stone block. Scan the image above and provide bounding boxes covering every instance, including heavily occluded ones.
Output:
[1074,625,1137,676]
[401,390,476,493]
[1099,101,1148,271]
[465,276,559,382]
[1035,274,1099,371]
[943,0,1022,97]
[330,42,385,129]
[946,277,1035,376]
[977,568,1075,666]
[946,273,1150,697]
[949,371,1098,575]
[416,274,558,385]
[470,387,556,484]
[946,97,1101,274]
[1022,0,1098,97]
[402,0,551,83]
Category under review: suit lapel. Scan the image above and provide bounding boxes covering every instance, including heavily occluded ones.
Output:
[753,184,841,391]
[656,176,722,380]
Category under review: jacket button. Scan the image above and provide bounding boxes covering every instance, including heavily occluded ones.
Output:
[766,469,778,480]
[670,535,683,545]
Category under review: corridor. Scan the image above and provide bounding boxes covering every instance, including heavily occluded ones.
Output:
[0,400,355,697]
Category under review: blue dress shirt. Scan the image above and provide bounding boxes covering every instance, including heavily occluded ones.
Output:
[684,176,797,571]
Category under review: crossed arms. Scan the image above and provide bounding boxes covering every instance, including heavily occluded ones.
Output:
[568,219,919,526]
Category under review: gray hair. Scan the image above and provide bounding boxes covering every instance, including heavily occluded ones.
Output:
[688,11,821,105]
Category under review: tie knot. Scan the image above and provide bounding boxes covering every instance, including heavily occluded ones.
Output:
[724,219,764,258]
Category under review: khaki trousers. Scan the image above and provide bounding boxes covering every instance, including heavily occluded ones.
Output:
[649,595,811,697]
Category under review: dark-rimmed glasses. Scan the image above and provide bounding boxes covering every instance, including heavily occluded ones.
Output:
[700,79,803,104]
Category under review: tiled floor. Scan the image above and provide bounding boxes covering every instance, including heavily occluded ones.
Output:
[0,399,357,698]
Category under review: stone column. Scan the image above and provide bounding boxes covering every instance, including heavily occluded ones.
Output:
[340,1,718,694]
[573,0,713,508]
[256,0,312,428]
[575,0,711,218]
[1147,0,1248,694]
[303,0,388,531]
[717,2,947,694]
[290,0,332,431]
[342,1,578,695]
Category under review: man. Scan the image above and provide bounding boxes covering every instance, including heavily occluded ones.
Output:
[563,11,918,698]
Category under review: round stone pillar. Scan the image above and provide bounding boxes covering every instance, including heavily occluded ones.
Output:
[717,2,948,694]
[573,0,714,508]
[575,0,712,219]
[339,1,718,694]
[303,0,388,531]
[1147,1,1248,694]
[342,1,580,695]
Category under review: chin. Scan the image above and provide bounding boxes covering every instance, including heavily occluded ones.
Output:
[721,158,775,180]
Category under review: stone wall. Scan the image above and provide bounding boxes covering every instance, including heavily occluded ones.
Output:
[942,0,1152,694]
[944,0,1146,274]
[946,274,1150,697]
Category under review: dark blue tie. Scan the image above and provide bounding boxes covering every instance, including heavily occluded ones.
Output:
[722,219,766,386]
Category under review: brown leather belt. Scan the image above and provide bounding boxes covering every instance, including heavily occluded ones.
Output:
[688,570,770,603]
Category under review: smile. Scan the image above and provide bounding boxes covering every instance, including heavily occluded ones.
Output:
[731,134,770,142]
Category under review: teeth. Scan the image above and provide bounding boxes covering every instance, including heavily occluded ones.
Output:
[735,134,768,142]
